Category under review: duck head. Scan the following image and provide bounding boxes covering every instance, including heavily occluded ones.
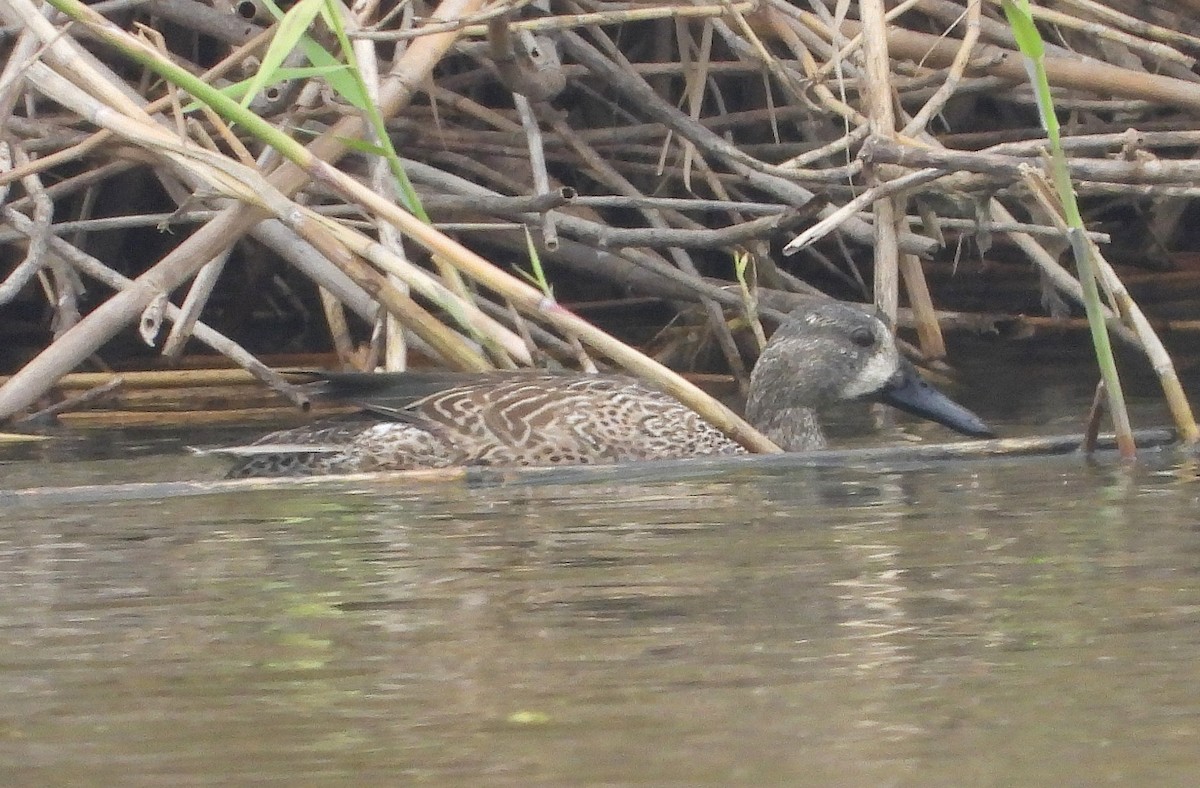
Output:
[745,301,994,451]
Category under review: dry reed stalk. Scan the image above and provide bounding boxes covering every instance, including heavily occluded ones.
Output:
[4,367,263,390]
[0,466,476,506]
[1,0,1197,451]
[1021,170,1199,443]
[1,205,308,405]
[0,0,491,416]
[55,407,346,429]
[781,5,1188,437]
[858,0,904,325]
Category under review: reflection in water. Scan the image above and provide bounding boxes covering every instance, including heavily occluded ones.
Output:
[0,447,1198,784]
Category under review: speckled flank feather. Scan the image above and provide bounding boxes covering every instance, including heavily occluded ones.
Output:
[224,376,743,478]
[222,301,992,477]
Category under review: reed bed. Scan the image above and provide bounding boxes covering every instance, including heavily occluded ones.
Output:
[1,0,1198,446]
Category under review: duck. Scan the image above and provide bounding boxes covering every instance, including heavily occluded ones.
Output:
[219,300,993,477]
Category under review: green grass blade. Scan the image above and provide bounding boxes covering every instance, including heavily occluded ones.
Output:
[240,0,323,110]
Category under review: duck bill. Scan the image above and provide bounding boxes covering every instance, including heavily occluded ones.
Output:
[875,359,995,438]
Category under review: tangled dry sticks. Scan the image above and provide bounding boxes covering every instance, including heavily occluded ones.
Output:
[1,0,1199,446]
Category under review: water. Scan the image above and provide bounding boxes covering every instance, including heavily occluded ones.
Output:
[1,394,1199,785]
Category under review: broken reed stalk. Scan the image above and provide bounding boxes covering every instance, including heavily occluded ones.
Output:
[542,111,753,392]
[791,3,1194,445]
[20,30,517,369]
[0,0,491,416]
[794,7,1200,113]
[3,0,1199,453]
[1,205,309,406]
[22,0,779,453]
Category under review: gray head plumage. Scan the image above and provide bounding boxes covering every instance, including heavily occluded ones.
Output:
[745,301,991,451]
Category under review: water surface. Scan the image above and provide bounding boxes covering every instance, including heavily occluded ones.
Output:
[0,387,1198,785]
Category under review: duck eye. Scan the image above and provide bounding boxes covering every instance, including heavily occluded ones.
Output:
[850,327,875,347]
